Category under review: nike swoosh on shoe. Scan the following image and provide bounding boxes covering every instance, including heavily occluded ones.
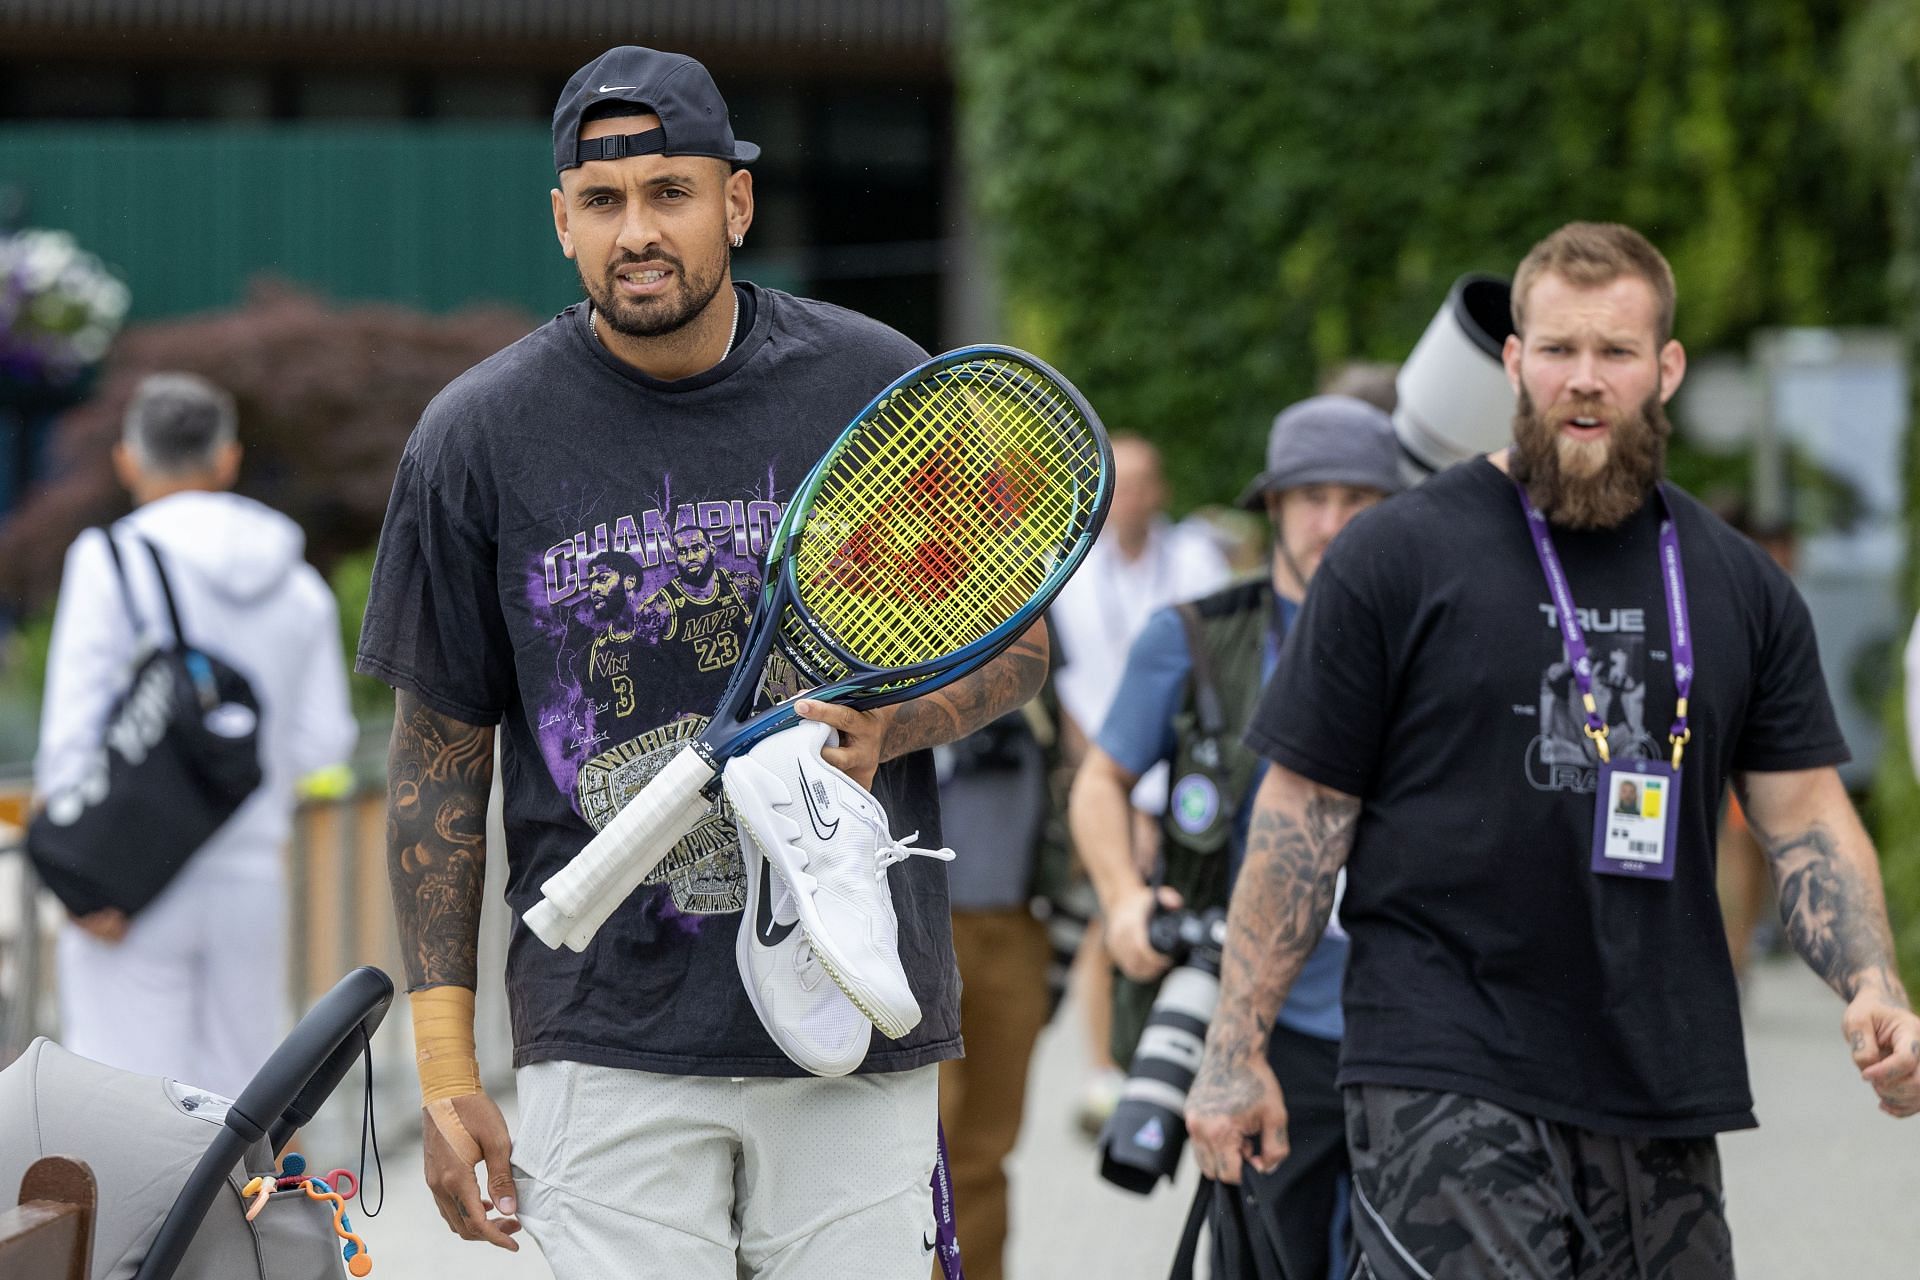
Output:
[796,761,841,842]
[755,854,798,947]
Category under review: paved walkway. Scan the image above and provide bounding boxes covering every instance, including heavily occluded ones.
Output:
[357,956,1918,1278]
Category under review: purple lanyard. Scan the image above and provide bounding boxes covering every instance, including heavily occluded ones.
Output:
[931,1121,964,1279]
[1515,482,1695,768]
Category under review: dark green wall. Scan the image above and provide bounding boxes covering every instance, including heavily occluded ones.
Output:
[0,124,577,321]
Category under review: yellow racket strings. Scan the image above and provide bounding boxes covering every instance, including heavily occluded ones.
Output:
[807,366,1082,663]
[793,358,1100,670]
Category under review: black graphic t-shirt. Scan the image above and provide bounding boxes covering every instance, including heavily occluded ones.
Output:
[357,285,961,1076]
[1247,458,1846,1137]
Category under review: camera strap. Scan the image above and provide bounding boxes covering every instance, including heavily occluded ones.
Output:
[1174,602,1226,738]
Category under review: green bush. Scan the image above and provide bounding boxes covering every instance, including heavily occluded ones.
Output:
[0,614,53,770]
[329,546,393,726]
[956,0,1891,507]
[1844,0,1920,993]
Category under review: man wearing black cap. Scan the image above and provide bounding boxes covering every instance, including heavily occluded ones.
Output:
[1070,395,1402,1277]
[356,46,1045,1277]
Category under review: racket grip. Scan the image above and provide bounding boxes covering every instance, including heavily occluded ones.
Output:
[557,788,711,951]
[531,747,717,922]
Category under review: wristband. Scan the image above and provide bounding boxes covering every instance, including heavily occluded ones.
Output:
[410,984,484,1103]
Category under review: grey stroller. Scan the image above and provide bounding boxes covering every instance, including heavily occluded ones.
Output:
[0,966,393,1279]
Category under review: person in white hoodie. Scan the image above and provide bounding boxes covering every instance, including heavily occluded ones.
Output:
[35,372,358,1099]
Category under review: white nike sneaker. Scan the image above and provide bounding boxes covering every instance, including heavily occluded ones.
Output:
[735,789,871,1077]
[722,719,955,1040]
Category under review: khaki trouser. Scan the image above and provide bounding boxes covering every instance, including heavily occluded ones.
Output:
[937,907,1052,1280]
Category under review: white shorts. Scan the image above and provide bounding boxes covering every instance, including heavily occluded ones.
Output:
[512,1059,940,1280]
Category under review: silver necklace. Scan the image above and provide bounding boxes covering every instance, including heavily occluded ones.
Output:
[590,289,740,360]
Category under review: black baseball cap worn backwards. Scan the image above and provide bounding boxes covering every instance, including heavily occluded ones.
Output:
[553,46,761,174]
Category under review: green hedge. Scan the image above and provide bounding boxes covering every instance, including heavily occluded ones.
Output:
[1847,0,1920,993]
[960,1,1920,990]
[955,0,1890,507]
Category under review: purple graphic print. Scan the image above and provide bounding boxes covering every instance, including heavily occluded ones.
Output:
[523,471,788,918]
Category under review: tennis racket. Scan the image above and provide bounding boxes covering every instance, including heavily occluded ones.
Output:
[524,345,1112,951]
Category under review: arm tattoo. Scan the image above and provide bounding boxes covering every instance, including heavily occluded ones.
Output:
[1760,819,1906,1003]
[386,691,495,990]
[1191,786,1360,1103]
[878,629,1048,761]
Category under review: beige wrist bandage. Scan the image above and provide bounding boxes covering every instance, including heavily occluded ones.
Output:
[411,986,485,1163]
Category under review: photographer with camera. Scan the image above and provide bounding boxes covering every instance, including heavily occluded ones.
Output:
[1068,396,1403,1278]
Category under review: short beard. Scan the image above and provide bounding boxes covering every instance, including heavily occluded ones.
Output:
[582,243,729,340]
[1509,386,1670,530]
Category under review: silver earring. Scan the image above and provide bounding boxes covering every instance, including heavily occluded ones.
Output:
[731,233,744,249]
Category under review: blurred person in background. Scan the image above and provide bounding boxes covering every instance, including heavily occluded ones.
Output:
[1071,396,1402,1278]
[1719,509,1796,984]
[1051,434,1230,1132]
[1317,361,1399,415]
[36,372,356,1098]
[935,688,1067,1280]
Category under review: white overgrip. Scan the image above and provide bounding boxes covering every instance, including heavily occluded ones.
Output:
[522,746,717,947]
[557,787,711,951]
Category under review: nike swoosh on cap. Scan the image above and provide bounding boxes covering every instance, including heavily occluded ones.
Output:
[755,855,798,947]
[597,84,641,93]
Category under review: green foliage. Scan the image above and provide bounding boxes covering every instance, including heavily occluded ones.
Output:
[0,613,54,769]
[1869,678,1920,993]
[1844,0,1920,994]
[329,547,392,724]
[955,0,1891,508]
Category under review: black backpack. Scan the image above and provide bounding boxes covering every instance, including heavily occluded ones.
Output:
[28,529,264,917]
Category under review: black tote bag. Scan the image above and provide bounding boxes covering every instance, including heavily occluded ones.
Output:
[27,530,263,917]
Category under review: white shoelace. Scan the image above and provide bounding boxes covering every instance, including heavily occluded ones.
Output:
[875,831,956,879]
[794,938,825,986]
[767,869,826,985]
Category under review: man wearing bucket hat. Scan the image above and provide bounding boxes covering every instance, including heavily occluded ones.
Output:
[1069,394,1402,1278]
[1186,222,1919,1277]
[356,45,1045,1278]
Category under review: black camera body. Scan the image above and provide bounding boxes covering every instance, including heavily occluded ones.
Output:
[1097,903,1229,1193]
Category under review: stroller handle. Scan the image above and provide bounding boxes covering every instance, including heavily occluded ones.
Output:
[253,966,395,1154]
[132,965,394,1280]
[247,967,393,1159]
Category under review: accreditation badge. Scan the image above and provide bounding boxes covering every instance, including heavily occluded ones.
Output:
[1590,760,1680,881]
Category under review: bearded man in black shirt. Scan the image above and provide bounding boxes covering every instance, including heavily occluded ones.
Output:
[1184,222,1920,1279]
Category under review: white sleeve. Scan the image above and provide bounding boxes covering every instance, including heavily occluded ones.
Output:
[1170,522,1233,600]
[1905,611,1920,780]
[284,570,360,777]
[1047,573,1105,733]
[35,531,139,800]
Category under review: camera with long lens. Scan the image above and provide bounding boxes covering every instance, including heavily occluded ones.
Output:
[1097,903,1229,1193]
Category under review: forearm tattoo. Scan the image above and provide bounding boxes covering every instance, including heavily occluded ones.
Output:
[1760,819,1906,1004]
[1194,788,1360,1091]
[387,691,495,990]
[879,629,1048,761]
